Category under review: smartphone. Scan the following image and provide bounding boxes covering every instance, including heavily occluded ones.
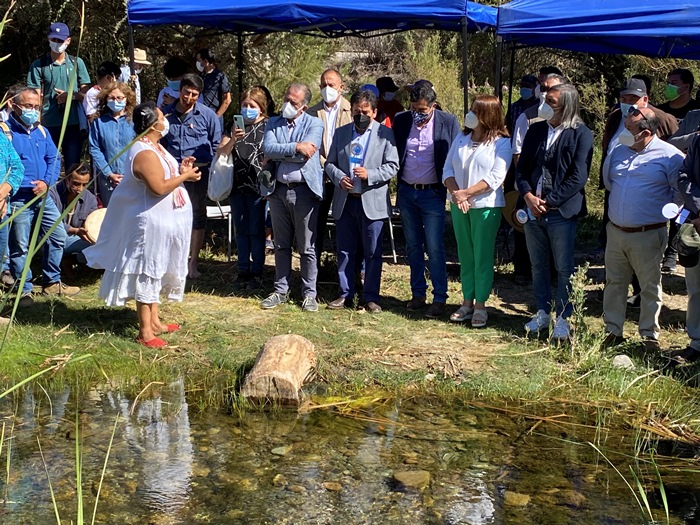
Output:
[233,115,245,130]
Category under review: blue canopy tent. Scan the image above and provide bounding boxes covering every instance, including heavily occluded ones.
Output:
[126,0,498,111]
[497,0,700,59]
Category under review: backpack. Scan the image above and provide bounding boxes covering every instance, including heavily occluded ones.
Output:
[37,53,89,132]
[0,121,47,141]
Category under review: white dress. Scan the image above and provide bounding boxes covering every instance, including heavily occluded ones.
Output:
[84,139,192,306]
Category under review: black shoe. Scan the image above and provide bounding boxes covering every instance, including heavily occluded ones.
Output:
[602,332,625,349]
[667,346,700,366]
[626,294,641,309]
[425,302,446,319]
[246,276,263,292]
[232,273,251,291]
[662,254,677,273]
[406,296,426,311]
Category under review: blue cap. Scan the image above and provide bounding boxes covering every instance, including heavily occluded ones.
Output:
[48,22,70,41]
[360,84,380,97]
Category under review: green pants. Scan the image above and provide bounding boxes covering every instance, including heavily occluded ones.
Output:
[450,204,502,303]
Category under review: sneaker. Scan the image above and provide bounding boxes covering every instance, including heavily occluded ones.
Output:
[551,318,571,341]
[626,294,641,309]
[661,254,677,273]
[524,309,550,333]
[301,296,318,312]
[406,296,426,311]
[265,239,275,253]
[0,270,14,288]
[667,346,700,366]
[425,302,446,319]
[261,292,287,309]
[41,282,80,296]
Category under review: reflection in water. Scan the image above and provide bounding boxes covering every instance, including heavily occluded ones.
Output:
[1,385,698,524]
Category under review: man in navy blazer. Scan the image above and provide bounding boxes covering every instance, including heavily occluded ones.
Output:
[261,82,324,312]
[325,89,399,313]
[393,83,460,318]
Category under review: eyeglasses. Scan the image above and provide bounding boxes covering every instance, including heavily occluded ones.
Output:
[107,96,126,102]
[627,105,650,124]
[16,103,41,111]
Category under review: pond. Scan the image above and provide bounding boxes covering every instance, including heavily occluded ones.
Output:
[1,380,698,524]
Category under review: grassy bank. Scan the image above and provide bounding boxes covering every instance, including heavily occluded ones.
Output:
[1,235,699,446]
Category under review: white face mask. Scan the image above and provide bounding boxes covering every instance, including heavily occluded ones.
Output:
[534,84,542,100]
[538,102,555,121]
[320,86,338,104]
[618,128,642,148]
[281,101,300,120]
[49,40,68,54]
[156,118,170,138]
[383,92,395,102]
[196,61,205,73]
[464,111,479,129]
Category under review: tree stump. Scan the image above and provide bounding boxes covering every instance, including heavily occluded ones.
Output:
[241,334,317,405]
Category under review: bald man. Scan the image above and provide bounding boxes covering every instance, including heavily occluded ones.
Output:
[308,69,352,266]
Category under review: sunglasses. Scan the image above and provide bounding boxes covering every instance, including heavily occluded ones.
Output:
[627,105,650,124]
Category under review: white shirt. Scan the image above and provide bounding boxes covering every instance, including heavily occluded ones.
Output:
[82,85,100,117]
[350,121,375,193]
[512,112,529,155]
[545,122,564,151]
[606,117,627,155]
[324,101,341,149]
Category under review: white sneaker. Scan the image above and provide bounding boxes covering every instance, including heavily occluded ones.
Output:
[551,317,571,341]
[524,309,550,333]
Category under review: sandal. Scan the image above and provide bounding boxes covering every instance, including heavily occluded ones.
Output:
[137,337,168,348]
[471,309,488,328]
[450,305,474,322]
[165,323,181,333]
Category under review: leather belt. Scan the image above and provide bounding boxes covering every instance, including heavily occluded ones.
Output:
[283,181,306,189]
[194,162,210,167]
[611,221,666,233]
[402,182,441,190]
[349,192,362,198]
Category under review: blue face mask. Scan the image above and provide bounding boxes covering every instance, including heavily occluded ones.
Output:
[520,88,534,100]
[241,107,260,122]
[619,103,634,117]
[167,80,181,91]
[18,107,39,126]
[411,110,432,126]
[107,100,127,113]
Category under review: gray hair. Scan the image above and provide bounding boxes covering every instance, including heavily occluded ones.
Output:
[548,84,583,129]
[287,82,311,106]
[544,73,568,85]
[637,108,660,135]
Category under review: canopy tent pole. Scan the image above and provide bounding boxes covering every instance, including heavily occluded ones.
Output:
[506,44,515,113]
[129,26,136,76]
[237,32,244,102]
[462,16,469,115]
[494,35,503,99]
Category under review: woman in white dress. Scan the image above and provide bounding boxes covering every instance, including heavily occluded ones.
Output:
[84,101,202,348]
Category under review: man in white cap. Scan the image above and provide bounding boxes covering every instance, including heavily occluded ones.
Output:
[119,48,151,104]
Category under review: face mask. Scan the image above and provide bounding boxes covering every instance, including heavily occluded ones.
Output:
[167,80,181,92]
[353,113,371,132]
[49,41,68,54]
[411,109,432,126]
[107,100,127,113]
[538,102,555,121]
[520,88,534,100]
[281,101,301,120]
[618,128,643,148]
[383,92,395,102]
[321,86,339,104]
[156,118,170,138]
[241,107,260,122]
[464,111,479,129]
[18,108,39,127]
[196,62,205,73]
[619,103,633,117]
[665,83,681,101]
[534,84,541,100]
[135,68,142,75]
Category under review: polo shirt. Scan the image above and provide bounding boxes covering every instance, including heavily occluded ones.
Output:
[161,101,222,164]
[27,53,90,128]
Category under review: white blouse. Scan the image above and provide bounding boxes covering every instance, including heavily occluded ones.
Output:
[442,133,512,208]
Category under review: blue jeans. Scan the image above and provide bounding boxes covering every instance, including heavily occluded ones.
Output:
[47,125,83,172]
[9,191,67,293]
[397,183,448,302]
[523,210,577,318]
[0,209,9,272]
[230,191,266,276]
[64,232,91,264]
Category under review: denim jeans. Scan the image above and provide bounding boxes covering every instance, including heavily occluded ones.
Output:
[9,191,67,293]
[64,233,91,264]
[0,209,8,272]
[47,125,84,172]
[523,210,577,318]
[230,191,266,276]
[397,183,448,302]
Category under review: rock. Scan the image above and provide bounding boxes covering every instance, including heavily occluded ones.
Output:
[504,492,531,506]
[288,484,307,494]
[273,474,288,487]
[323,482,343,492]
[404,457,419,465]
[271,445,292,456]
[192,466,210,477]
[558,490,586,508]
[612,354,635,370]
[393,470,431,491]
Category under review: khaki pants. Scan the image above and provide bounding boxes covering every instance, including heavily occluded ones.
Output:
[603,223,667,339]
[685,260,700,351]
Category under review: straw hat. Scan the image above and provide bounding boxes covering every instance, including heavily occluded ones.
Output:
[133,48,151,66]
[503,190,525,233]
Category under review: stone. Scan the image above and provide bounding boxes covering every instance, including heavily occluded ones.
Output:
[288,484,307,494]
[323,482,343,492]
[612,354,635,370]
[392,470,431,491]
[273,474,288,487]
[558,490,586,508]
[271,445,292,456]
[504,492,531,506]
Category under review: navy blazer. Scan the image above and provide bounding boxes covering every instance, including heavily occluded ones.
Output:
[515,121,594,219]
[392,109,461,194]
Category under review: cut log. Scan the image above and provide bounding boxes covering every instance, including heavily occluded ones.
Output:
[241,334,317,405]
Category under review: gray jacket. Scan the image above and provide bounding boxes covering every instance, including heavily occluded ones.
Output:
[668,109,700,152]
[325,121,399,221]
[678,133,700,217]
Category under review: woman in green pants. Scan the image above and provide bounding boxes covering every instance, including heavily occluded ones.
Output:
[443,95,512,327]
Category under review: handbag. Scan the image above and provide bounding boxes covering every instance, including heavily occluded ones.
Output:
[207,153,234,202]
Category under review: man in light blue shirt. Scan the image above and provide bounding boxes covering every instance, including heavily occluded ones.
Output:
[602,107,685,348]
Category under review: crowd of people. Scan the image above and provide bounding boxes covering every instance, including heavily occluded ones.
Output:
[3,22,700,363]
